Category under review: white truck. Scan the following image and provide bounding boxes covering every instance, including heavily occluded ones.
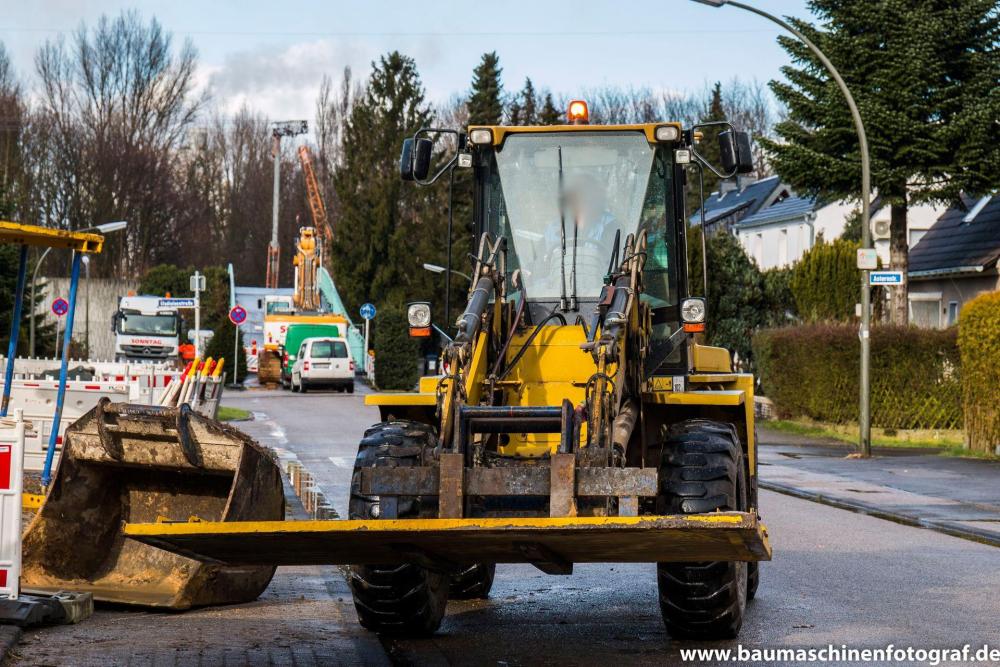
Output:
[112,295,182,363]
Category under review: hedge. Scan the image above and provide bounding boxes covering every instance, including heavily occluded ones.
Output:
[373,306,419,391]
[958,292,1000,454]
[753,324,962,430]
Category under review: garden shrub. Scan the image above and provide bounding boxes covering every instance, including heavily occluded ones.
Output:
[753,323,961,430]
[957,292,1000,454]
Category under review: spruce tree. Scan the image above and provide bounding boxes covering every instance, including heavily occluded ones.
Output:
[689,83,727,218]
[539,93,562,125]
[331,52,437,319]
[467,52,504,125]
[762,0,1000,324]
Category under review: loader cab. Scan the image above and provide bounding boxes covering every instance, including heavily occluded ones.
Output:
[467,124,690,372]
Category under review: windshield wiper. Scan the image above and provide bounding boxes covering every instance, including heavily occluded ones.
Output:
[558,146,568,311]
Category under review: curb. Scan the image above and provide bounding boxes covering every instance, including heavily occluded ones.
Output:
[0,625,22,665]
[760,480,1000,549]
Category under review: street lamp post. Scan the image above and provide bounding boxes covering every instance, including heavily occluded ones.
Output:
[422,263,473,328]
[690,0,873,457]
[29,221,128,358]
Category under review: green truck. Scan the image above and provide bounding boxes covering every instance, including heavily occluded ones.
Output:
[280,323,342,388]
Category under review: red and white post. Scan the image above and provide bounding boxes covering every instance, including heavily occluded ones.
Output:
[0,408,25,600]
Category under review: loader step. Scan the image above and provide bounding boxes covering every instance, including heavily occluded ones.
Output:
[124,513,771,568]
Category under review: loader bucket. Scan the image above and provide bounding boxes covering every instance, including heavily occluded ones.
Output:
[20,399,284,609]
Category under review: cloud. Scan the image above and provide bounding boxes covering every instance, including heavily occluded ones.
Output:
[200,36,447,124]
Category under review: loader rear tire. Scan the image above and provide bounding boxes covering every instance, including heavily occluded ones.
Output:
[656,419,748,640]
[449,562,495,599]
[347,420,448,636]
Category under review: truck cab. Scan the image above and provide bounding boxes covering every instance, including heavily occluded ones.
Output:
[113,295,181,363]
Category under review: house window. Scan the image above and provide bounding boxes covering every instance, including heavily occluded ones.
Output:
[778,229,789,266]
[947,301,959,326]
[909,293,942,329]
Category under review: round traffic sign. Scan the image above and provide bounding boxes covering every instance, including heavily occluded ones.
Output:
[51,297,69,317]
[229,305,247,325]
[360,303,376,320]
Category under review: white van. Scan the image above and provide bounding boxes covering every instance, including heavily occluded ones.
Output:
[290,337,355,393]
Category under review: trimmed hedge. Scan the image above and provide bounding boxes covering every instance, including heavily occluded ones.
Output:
[753,324,962,430]
[373,306,419,391]
[958,292,1000,454]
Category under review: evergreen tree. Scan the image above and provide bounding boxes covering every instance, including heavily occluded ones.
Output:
[687,229,770,368]
[373,305,418,390]
[519,78,538,125]
[539,93,562,125]
[689,83,727,217]
[762,0,1000,324]
[467,52,504,125]
[331,52,440,320]
[790,238,860,322]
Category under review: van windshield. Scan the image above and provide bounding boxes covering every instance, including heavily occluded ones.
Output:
[311,340,348,359]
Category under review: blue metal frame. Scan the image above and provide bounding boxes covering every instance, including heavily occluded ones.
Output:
[1,245,28,417]
[41,251,82,486]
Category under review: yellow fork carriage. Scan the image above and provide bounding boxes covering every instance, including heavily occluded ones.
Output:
[127,108,770,641]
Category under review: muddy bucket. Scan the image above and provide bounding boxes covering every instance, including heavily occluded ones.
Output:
[20,399,284,609]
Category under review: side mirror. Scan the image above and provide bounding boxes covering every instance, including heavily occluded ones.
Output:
[399,138,415,181]
[412,138,433,181]
[112,312,120,332]
[719,130,754,175]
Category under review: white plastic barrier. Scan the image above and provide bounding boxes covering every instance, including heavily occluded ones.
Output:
[0,379,130,472]
[0,409,26,599]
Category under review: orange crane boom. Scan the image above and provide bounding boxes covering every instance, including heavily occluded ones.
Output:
[297,146,333,243]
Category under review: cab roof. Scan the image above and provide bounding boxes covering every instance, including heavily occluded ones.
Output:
[467,122,683,147]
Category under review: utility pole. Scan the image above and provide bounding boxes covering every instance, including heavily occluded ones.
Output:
[266,120,308,290]
[191,270,206,358]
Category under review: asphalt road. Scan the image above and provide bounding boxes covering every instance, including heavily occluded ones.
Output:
[14,388,999,666]
[226,387,1000,666]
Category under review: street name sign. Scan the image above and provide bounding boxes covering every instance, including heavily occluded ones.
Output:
[869,271,904,286]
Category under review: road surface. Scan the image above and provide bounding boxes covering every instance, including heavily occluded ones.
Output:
[14,387,1000,666]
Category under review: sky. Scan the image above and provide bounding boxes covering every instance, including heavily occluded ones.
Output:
[0,0,813,126]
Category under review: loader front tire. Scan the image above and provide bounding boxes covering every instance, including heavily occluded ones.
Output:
[449,562,496,599]
[656,419,748,640]
[347,420,448,636]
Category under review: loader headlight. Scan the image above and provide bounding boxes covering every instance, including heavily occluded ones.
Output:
[469,128,493,145]
[407,302,432,328]
[655,125,681,142]
[681,297,706,333]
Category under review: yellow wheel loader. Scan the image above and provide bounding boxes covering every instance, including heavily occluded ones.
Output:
[123,104,770,638]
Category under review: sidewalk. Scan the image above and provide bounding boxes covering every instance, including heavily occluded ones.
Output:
[758,427,1000,546]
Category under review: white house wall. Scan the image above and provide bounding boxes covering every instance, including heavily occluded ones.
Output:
[738,221,814,270]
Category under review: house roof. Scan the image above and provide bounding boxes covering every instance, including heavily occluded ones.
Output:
[690,175,783,226]
[909,195,1000,278]
[735,195,818,229]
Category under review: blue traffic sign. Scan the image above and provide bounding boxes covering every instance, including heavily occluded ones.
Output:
[229,305,248,325]
[869,271,905,286]
[360,303,377,320]
[51,297,69,317]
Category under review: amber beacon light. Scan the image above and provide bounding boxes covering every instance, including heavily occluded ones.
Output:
[567,100,589,124]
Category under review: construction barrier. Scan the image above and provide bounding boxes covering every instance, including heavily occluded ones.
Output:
[0,357,224,471]
[0,409,26,599]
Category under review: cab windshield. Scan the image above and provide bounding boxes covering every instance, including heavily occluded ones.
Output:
[488,131,676,308]
[118,311,178,336]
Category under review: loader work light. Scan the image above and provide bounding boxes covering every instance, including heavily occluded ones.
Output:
[567,100,589,124]
[469,129,493,145]
[407,302,432,337]
[655,125,681,142]
[681,297,707,333]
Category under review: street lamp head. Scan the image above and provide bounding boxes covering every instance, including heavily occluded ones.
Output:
[690,0,728,5]
[95,220,128,234]
[422,263,446,274]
